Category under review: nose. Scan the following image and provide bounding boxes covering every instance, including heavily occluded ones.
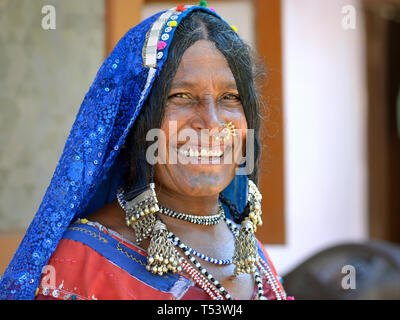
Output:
[191,96,222,133]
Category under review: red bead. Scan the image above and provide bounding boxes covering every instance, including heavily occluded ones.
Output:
[176,4,186,11]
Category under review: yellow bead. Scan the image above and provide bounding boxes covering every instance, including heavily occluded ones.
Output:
[231,25,238,32]
[81,218,88,224]
[168,21,178,27]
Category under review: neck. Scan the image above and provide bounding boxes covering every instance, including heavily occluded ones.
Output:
[155,184,220,216]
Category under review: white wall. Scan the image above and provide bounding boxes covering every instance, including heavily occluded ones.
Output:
[265,0,368,276]
[142,1,255,47]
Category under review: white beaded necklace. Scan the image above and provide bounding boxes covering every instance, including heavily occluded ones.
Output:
[157,204,287,300]
[167,218,269,300]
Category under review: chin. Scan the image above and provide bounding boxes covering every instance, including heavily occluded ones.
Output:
[156,161,236,197]
[185,165,236,193]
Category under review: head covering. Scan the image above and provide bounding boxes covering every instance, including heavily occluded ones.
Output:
[0,4,248,300]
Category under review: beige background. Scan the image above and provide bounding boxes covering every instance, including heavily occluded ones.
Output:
[0,0,105,230]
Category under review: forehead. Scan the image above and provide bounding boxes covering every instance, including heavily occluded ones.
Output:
[171,40,236,88]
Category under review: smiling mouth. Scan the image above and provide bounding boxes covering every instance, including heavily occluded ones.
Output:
[173,145,225,160]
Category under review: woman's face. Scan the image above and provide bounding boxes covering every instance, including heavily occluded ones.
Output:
[153,40,248,197]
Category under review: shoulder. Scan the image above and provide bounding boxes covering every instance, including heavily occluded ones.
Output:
[87,200,140,246]
[36,221,137,300]
[36,220,182,300]
[35,236,103,300]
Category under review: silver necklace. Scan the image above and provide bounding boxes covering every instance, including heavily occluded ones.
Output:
[158,204,224,225]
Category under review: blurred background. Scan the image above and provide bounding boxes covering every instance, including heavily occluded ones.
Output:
[0,0,399,299]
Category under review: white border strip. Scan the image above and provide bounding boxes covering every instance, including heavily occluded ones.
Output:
[143,8,176,68]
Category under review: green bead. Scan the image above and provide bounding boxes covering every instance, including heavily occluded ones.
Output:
[199,0,207,7]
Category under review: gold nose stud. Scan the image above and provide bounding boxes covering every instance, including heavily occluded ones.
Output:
[214,122,236,141]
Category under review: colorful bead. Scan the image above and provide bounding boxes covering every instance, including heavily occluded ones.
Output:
[157,41,167,50]
[231,25,238,33]
[199,0,207,7]
[168,20,178,27]
[258,259,287,300]
[171,234,232,265]
[181,259,222,300]
[170,218,288,300]
[176,4,186,12]
[181,250,232,300]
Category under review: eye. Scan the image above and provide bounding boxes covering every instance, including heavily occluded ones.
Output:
[221,93,240,102]
[168,92,191,99]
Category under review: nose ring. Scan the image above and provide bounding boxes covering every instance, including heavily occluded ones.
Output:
[213,122,236,141]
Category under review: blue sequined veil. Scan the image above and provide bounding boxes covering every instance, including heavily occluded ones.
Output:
[0,5,248,300]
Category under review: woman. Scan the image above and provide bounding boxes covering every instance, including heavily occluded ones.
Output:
[0,3,289,300]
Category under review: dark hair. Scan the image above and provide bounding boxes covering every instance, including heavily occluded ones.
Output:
[122,10,264,221]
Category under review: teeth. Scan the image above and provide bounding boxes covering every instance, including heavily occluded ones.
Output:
[178,147,223,158]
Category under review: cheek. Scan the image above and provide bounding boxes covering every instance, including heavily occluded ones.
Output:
[232,112,248,145]
[239,123,248,158]
[239,118,248,139]
[160,105,188,138]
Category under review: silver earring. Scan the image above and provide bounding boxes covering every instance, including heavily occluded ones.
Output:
[232,179,263,274]
[117,183,159,244]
